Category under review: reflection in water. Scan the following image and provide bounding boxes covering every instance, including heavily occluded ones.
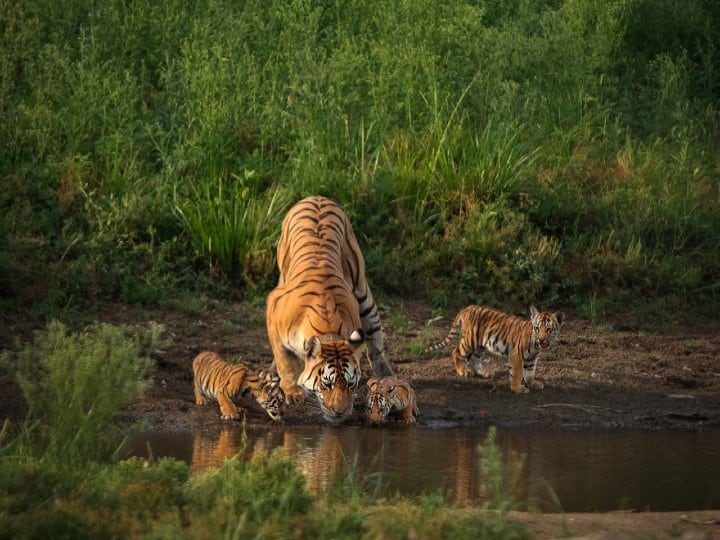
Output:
[131,427,720,512]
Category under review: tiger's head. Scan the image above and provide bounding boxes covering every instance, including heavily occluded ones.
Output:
[365,377,391,425]
[298,329,365,424]
[530,306,566,350]
[255,370,286,421]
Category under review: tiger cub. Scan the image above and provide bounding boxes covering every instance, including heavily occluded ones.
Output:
[366,376,419,425]
[423,305,565,394]
[192,351,285,421]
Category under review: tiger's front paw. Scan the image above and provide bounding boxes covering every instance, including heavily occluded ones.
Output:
[528,379,544,390]
[282,384,306,405]
[511,385,530,394]
[219,406,242,420]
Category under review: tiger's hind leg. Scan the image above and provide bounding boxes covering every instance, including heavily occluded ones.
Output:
[357,292,393,377]
[452,344,474,377]
[469,351,494,378]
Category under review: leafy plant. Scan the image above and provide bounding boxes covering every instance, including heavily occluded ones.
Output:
[5,320,160,466]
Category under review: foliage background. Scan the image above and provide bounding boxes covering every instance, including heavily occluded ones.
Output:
[2,0,719,320]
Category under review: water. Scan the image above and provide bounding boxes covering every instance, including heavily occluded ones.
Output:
[130,426,720,512]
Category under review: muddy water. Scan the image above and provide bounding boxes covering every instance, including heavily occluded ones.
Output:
[130,426,720,512]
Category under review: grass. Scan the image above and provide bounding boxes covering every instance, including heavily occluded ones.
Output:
[2,0,719,320]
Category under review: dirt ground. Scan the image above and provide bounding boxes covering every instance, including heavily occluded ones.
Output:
[89,298,720,432]
[2,298,720,538]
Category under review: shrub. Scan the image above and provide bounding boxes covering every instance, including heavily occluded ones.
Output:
[6,321,159,466]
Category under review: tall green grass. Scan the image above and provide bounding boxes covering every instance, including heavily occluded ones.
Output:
[2,0,719,318]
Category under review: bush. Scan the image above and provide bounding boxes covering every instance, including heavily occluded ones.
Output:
[6,321,159,466]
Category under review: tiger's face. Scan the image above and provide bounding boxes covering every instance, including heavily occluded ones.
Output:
[366,391,390,424]
[530,306,566,350]
[255,370,286,421]
[298,330,364,424]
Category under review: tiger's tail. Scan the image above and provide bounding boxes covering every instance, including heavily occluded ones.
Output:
[421,313,463,357]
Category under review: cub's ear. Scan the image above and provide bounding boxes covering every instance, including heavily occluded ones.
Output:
[556,312,566,326]
[304,336,323,357]
[367,377,379,391]
[259,370,280,384]
[530,306,539,318]
[349,328,365,346]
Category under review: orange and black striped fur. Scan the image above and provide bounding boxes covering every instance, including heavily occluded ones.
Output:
[366,376,419,425]
[266,196,393,424]
[192,351,285,421]
[423,306,565,394]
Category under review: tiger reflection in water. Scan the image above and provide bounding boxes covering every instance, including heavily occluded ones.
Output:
[189,428,361,494]
[190,428,347,493]
[189,428,479,504]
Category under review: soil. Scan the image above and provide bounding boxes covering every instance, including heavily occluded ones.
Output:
[2,298,720,539]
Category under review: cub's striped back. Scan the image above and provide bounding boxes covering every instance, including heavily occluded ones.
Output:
[266,196,393,423]
[192,351,285,421]
[423,305,565,394]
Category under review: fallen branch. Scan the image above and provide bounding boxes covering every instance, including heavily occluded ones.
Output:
[533,403,619,415]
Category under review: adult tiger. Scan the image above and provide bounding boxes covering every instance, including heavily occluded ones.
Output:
[422,305,565,394]
[266,196,393,423]
[192,351,285,421]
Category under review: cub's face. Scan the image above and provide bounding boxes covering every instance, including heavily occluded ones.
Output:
[530,306,566,350]
[366,391,390,424]
[298,331,364,424]
[256,370,285,421]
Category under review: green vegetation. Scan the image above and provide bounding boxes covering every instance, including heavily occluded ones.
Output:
[1,322,528,538]
[2,0,719,319]
[7,320,160,466]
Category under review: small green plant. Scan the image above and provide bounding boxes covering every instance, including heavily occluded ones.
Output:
[5,320,160,466]
[477,427,524,514]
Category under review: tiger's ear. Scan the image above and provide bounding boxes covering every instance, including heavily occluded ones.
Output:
[304,336,323,358]
[530,306,539,318]
[348,328,365,348]
[556,311,566,326]
[367,377,379,391]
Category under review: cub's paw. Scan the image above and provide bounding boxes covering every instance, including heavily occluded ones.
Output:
[455,366,474,378]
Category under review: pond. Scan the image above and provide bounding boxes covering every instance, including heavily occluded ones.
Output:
[130,425,720,512]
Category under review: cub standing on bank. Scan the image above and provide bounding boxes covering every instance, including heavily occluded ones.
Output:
[423,305,565,394]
